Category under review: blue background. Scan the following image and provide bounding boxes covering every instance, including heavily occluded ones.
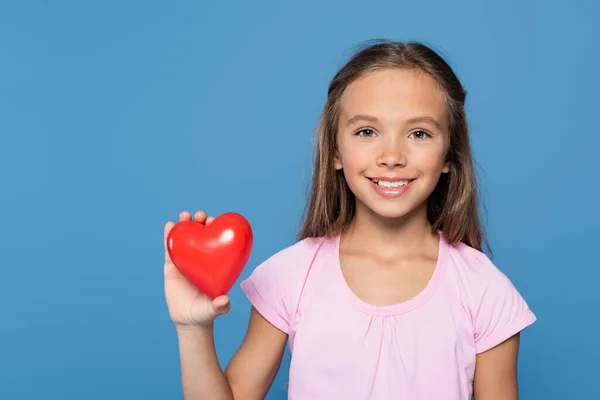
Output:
[1,1,598,398]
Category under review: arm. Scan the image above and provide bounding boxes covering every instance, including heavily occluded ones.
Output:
[176,325,233,400]
[473,333,520,400]
[176,307,288,400]
[225,307,288,398]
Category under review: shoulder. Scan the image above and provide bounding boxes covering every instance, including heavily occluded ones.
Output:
[445,240,519,308]
[445,240,510,288]
[444,239,536,353]
[239,236,327,333]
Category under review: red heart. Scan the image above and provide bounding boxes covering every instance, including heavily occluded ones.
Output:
[166,212,253,299]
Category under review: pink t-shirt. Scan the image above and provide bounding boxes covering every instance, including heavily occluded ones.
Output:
[240,232,536,399]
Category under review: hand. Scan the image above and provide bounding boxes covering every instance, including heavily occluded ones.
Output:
[164,210,231,330]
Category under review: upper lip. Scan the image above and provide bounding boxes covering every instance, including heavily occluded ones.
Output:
[368,177,415,181]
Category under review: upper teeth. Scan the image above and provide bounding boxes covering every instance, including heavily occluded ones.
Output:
[373,179,410,188]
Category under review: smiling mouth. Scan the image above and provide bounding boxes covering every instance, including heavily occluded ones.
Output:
[367,177,416,188]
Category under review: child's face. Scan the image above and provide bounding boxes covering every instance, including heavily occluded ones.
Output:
[334,68,451,221]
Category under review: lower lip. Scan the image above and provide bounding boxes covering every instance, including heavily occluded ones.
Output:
[368,178,415,198]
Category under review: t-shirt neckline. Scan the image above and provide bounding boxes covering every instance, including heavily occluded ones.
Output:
[331,231,448,316]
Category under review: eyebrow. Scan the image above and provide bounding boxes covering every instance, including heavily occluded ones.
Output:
[346,114,444,131]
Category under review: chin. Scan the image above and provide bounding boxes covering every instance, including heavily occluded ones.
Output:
[376,207,416,220]
[358,199,421,221]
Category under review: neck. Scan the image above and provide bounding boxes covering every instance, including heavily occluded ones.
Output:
[343,200,439,257]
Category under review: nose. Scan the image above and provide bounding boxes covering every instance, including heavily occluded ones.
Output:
[376,137,407,168]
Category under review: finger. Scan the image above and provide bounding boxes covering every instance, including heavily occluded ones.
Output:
[164,221,175,263]
[213,295,229,307]
[193,210,207,223]
[206,216,215,225]
[179,210,191,221]
[164,221,174,240]
[212,295,230,315]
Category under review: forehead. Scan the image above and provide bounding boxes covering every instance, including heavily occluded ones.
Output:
[339,68,448,128]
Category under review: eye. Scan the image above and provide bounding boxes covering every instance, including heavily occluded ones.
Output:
[409,129,431,140]
[354,128,377,138]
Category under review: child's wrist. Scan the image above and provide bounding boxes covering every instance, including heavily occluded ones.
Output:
[175,322,214,335]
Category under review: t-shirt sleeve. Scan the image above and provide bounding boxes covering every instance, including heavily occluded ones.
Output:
[471,255,537,354]
[239,241,314,334]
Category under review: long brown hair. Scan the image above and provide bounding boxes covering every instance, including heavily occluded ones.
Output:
[297,39,490,253]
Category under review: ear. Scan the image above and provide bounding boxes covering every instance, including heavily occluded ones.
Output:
[442,160,450,174]
[334,152,343,170]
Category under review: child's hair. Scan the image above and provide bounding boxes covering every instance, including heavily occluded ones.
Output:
[298,39,489,253]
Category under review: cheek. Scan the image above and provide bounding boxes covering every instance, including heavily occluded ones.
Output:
[336,141,368,170]
[413,146,447,174]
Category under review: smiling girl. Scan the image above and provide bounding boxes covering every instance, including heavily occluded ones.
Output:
[164,40,536,400]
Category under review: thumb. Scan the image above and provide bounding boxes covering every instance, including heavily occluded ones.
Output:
[211,295,231,316]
